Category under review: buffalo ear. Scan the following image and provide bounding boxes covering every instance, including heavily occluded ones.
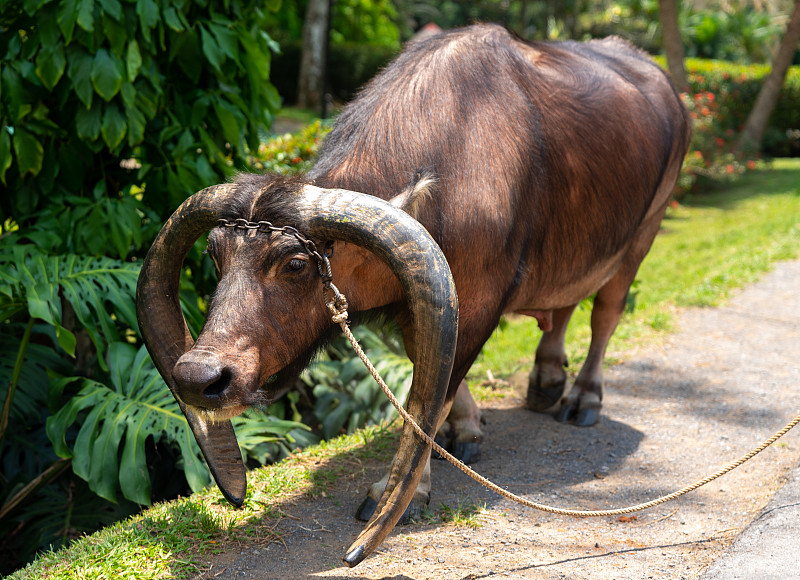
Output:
[388,174,436,219]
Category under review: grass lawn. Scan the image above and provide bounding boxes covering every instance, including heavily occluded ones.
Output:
[9,159,800,580]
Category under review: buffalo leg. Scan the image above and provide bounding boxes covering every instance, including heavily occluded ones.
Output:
[357,313,498,523]
[356,395,456,522]
[435,380,483,464]
[527,305,577,412]
[556,208,666,426]
[556,279,630,425]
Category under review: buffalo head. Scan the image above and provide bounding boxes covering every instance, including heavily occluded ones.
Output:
[136,174,458,564]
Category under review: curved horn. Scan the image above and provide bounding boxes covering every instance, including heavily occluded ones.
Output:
[298,185,459,567]
[136,184,247,507]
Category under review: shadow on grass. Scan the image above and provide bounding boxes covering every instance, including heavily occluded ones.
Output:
[142,423,402,578]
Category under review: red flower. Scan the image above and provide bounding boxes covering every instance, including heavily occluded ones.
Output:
[747,160,757,170]
[726,164,734,174]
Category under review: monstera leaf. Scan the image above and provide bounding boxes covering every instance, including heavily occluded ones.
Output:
[0,334,71,429]
[0,245,139,367]
[46,342,211,505]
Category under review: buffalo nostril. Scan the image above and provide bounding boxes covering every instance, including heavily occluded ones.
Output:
[172,360,234,408]
[203,367,233,400]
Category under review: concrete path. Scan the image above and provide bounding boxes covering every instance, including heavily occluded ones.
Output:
[697,260,800,580]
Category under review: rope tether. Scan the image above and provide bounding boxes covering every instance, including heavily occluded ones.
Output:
[325,294,800,517]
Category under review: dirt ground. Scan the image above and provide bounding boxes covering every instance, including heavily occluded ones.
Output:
[197,260,800,580]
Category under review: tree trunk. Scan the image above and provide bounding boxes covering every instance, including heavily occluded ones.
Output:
[659,0,688,92]
[297,0,330,112]
[737,0,800,154]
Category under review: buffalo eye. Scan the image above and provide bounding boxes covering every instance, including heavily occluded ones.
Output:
[285,258,307,273]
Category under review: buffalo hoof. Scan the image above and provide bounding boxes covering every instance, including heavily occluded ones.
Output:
[453,441,481,464]
[432,433,452,460]
[526,379,565,412]
[526,363,567,412]
[355,496,379,521]
[555,400,600,427]
[355,495,428,523]
[433,434,481,464]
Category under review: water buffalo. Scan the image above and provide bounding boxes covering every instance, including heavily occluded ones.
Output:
[137,24,691,566]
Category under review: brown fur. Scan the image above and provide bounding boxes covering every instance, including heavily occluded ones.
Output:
[174,23,690,434]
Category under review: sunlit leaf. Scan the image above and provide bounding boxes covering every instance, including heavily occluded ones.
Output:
[136,0,158,42]
[125,40,142,82]
[212,99,240,147]
[57,0,79,42]
[67,48,94,108]
[98,0,122,21]
[76,0,94,32]
[200,25,224,73]
[0,129,11,184]
[35,42,66,91]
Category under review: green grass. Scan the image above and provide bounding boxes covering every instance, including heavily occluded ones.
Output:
[9,424,399,580]
[10,159,800,579]
[417,495,488,529]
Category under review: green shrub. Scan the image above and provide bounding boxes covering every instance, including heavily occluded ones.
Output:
[251,119,332,174]
[680,7,784,63]
[677,90,759,194]
[661,58,800,195]
[302,325,413,440]
[0,0,290,571]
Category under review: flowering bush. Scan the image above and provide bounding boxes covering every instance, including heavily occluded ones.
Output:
[677,89,759,195]
[683,59,800,157]
[658,58,800,196]
[250,119,332,174]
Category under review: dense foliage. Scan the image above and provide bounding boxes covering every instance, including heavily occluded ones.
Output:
[676,58,800,194]
[680,4,788,63]
[250,120,331,175]
[265,0,400,104]
[685,58,800,157]
[0,0,290,571]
